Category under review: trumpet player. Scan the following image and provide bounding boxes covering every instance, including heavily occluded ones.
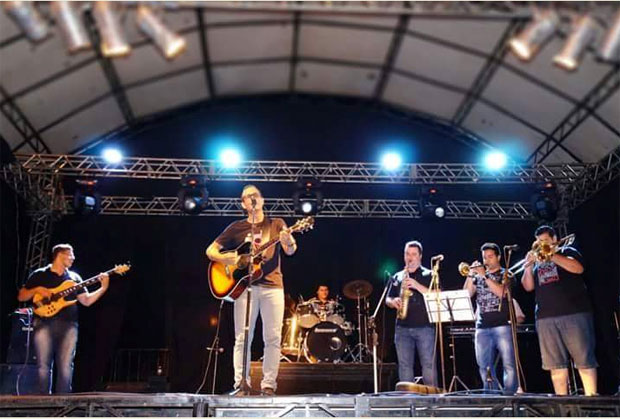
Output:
[386,241,437,387]
[463,243,517,394]
[521,225,598,396]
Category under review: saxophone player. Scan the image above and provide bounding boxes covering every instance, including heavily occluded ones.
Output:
[386,241,438,386]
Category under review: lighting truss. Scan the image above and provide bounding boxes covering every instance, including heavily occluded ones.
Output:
[73,196,533,220]
[16,154,589,185]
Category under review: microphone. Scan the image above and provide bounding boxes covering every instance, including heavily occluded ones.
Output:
[504,244,520,251]
[251,197,257,208]
[431,254,444,262]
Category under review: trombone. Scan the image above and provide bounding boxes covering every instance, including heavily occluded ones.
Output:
[509,233,576,275]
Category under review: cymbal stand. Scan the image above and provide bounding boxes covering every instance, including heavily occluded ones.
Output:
[348,292,372,363]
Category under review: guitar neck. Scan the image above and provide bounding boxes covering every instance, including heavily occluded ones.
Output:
[54,268,116,298]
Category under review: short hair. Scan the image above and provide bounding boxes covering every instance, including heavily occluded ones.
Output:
[535,225,556,238]
[316,284,329,292]
[480,242,500,256]
[51,244,73,262]
[241,184,262,199]
[404,240,423,254]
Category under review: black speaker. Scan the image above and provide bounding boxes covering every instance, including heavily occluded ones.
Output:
[6,309,37,364]
[0,364,39,395]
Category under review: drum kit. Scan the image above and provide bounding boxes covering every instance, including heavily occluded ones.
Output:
[281,279,374,363]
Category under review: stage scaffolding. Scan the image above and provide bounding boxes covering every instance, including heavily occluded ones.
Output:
[2,147,619,281]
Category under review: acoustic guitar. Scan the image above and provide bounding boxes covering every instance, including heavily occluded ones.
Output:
[32,264,131,317]
[208,217,314,301]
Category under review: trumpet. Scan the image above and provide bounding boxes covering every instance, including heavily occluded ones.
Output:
[509,234,576,275]
[457,261,486,278]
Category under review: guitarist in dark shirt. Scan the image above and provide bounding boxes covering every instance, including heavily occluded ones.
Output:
[17,244,109,394]
[206,185,296,396]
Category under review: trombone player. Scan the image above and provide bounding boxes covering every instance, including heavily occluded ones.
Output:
[462,243,517,394]
[521,225,598,396]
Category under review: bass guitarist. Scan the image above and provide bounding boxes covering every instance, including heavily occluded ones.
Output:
[206,184,297,396]
[17,243,110,394]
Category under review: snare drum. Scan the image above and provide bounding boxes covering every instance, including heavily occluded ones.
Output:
[297,302,320,329]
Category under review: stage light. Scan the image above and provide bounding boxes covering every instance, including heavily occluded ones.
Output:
[419,187,446,219]
[73,179,101,215]
[293,178,323,216]
[530,182,558,222]
[177,176,209,215]
[3,1,49,42]
[136,5,187,59]
[599,9,620,62]
[219,148,242,169]
[484,151,507,170]
[509,9,559,61]
[51,1,91,53]
[92,1,130,57]
[381,152,402,171]
[553,15,598,71]
[102,148,123,164]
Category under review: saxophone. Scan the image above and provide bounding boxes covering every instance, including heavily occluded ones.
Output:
[397,270,413,320]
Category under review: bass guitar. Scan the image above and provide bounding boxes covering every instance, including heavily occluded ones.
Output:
[32,264,131,317]
[208,217,314,301]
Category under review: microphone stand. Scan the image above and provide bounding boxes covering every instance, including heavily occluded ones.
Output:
[368,272,396,393]
[498,246,526,393]
[235,200,258,396]
[429,256,446,392]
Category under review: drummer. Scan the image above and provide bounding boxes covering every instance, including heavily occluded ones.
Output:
[310,284,332,306]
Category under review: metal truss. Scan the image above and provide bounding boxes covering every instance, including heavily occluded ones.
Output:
[23,212,55,278]
[76,196,533,220]
[528,65,620,165]
[0,85,51,154]
[565,145,620,210]
[16,154,589,185]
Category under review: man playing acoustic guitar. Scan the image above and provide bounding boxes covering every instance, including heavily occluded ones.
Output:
[206,185,297,396]
[17,243,110,394]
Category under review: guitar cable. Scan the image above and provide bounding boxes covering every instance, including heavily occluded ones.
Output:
[196,299,225,394]
[15,308,33,396]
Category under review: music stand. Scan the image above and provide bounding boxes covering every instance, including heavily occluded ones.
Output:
[424,290,475,392]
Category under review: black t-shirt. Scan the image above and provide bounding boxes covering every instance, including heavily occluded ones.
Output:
[214,216,287,288]
[25,265,85,322]
[388,267,432,328]
[533,246,591,319]
[474,269,510,329]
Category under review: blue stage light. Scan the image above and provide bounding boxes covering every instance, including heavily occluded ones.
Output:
[381,152,402,171]
[219,148,242,168]
[102,148,123,164]
[484,151,507,170]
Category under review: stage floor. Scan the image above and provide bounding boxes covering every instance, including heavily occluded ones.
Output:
[0,392,618,417]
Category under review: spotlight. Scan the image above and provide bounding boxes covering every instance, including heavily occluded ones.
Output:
[177,176,209,215]
[381,152,402,171]
[3,1,49,42]
[530,182,558,222]
[484,151,508,170]
[102,148,123,164]
[599,9,620,62]
[92,1,130,57]
[293,178,323,216]
[219,148,242,169]
[73,179,101,215]
[51,1,91,53]
[136,5,187,59]
[419,187,446,219]
[509,9,559,61]
[553,15,598,71]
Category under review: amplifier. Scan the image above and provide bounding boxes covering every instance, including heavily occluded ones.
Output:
[6,309,37,364]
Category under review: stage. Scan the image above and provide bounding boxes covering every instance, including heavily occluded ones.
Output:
[0,392,618,417]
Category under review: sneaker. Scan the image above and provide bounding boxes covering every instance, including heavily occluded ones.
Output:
[261,387,276,396]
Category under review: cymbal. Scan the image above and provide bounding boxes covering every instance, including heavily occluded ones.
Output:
[343,280,373,299]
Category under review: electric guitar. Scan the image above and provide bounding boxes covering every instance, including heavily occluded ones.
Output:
[208,217,314,301]
[32,264,131,317]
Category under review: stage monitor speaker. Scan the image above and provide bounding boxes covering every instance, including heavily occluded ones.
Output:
[0,364,39,395]
[6,309,37,364]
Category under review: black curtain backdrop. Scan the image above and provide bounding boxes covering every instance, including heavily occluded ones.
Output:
[1,96,618,394]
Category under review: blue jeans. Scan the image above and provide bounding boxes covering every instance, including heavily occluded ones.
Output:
[33,318,78,394]
[474,325,517,394]
[394,326,437,386]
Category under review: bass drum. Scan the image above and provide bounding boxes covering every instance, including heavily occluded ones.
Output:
[303,322,347,363]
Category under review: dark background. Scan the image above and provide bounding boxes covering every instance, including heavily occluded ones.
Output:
[1,95,618,394]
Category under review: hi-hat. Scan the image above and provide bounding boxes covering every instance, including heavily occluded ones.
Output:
[343,280,373,299]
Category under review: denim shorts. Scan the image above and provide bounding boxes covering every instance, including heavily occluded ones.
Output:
[536,311,598,370]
